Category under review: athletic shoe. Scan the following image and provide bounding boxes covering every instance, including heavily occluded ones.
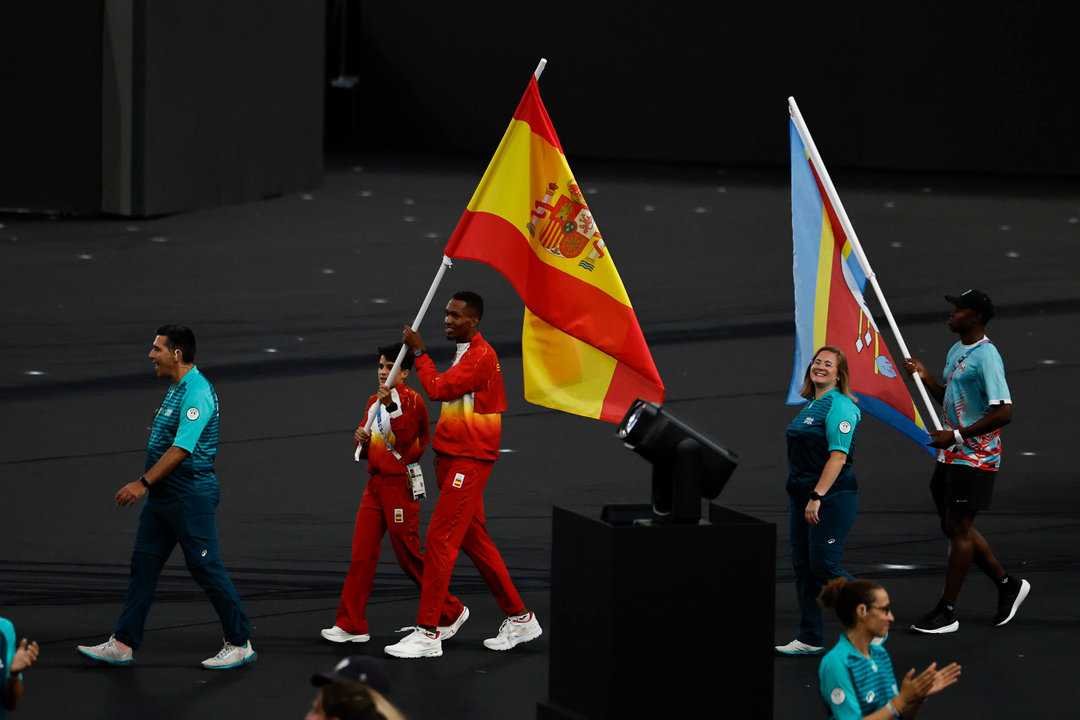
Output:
[76,635,134,666]
[993,578,1031,626]
[483,612,543,651]
[320,626,371,643]
[201,640,257,669]
[384,628,443,658]
[912,605,959,634]
[437,605,470,641]
[774,639,825,656]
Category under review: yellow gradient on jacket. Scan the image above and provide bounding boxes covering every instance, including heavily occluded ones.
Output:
[436,393,503,460]
[464,117,631,305]
[521,309,617,419]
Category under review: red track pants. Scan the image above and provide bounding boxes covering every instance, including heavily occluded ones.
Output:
[416,455,526,628]
[334,474,464,634]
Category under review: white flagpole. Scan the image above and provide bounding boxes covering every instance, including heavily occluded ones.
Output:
[355,59,551,461]
[354,254,453,461]
[787,96,941,432]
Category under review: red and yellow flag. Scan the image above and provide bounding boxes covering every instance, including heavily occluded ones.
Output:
[444,76,664,422]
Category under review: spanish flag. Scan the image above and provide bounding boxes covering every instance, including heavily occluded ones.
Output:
[444,75,665,422]
[788,116,930,452]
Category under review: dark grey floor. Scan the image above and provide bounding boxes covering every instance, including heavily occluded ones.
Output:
[2,156,1078,719]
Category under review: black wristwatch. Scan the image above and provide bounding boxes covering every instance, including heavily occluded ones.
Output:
[809,489,824,501]
[413,349,426,358]
[139,476,151,489]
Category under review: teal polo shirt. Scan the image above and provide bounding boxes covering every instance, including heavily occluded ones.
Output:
[146,366,220,500]
[819,633,898,720]
[1,617,17,720]
[787,388,861,495]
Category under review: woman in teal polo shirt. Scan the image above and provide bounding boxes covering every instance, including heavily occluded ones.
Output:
[818,577,960,719]
[776,345,861,655]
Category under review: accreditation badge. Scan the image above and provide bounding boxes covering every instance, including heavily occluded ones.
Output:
[407,463,426,500]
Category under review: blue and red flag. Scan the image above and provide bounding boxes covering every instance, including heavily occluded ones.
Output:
[788,118,931,452]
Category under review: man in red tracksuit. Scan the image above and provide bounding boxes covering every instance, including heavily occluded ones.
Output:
[385,291,542,659]
[321,343,468,644]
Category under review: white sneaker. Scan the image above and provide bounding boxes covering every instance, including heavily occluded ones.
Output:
[437,605,470,641]
[384,627,443,658]
[774,639,824,655]
[201,640,257,669]
[483,612,542,651]
[77,635,134,666]
[320,625,371,643]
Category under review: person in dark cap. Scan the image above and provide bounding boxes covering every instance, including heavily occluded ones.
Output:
[903,289,1029,634]
[306,656,404,720]
[311,655,391,695]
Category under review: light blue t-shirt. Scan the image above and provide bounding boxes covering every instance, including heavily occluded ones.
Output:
[939,338,1011,470]
[819,633,898,720]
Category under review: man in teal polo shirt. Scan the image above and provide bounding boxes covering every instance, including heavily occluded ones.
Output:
[77,325,255,670]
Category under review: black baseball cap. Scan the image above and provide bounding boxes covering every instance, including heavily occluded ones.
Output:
[945,289,994,323]
[311,655,391,695]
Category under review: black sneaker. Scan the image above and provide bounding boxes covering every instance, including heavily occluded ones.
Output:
[993,578,1031,626]
[912,603,959,634]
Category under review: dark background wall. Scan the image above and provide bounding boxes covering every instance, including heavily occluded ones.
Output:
[1,2,104,214]
[327,1,1075,176]
[129,2,325,216]
[1,1,1074,216]
[2,0,325,217]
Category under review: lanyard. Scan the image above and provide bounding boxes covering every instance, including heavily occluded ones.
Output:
[374,395,405,463]
[944,338,990,386]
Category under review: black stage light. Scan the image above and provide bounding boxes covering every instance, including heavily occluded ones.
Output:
[616,399,739,524]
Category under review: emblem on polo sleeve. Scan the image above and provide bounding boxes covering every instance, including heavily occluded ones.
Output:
[186,407,200,421]
[830,688,846,705]
[839,420,852,434]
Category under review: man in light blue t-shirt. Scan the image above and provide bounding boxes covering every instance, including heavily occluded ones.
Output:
[903,290,1029,634]
[76,326,255,670]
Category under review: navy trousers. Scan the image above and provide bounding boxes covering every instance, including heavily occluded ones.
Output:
[788,490,857,646]
[114,495,250,649]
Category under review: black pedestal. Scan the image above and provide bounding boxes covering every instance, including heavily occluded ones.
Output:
[537,504,775,720]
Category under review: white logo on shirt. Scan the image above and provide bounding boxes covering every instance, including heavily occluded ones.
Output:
[866,691,876,704]
[830,688,846,705]
[839,421,852,434]
[803,417,814,425]
[186,407,200,421]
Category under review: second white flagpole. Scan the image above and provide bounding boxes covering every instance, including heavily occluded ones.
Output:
[787,96,941,433]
